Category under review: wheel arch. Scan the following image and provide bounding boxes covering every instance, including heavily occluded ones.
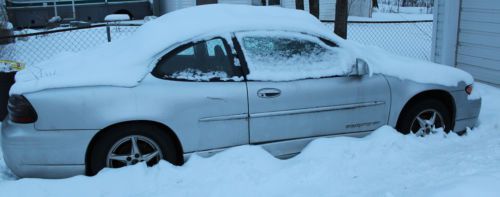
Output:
[396,89,456,131]
[84,120,184,175]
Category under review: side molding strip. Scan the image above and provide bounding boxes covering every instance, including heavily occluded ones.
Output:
[250,101,385,118]
[199,113,248,122]
[199,101,385,122]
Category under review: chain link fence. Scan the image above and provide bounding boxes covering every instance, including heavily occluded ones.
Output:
[0,20,433,67]
[0,24,139,67]
[323,20,433,60]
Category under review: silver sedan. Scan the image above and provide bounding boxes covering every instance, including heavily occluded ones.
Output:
[1,26,481,179]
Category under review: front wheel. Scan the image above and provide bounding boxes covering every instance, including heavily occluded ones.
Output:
[396,99,452,136]
[88,124,180,176]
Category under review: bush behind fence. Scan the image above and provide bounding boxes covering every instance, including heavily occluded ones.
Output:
[0,21,433,67]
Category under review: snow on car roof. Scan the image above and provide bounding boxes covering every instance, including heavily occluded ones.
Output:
[10,4,473,95]
[11,4,341,95]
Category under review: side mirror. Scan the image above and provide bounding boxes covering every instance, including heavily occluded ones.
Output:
[351,58,369,76]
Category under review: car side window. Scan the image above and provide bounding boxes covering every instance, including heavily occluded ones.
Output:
[152,38,241,82]
[236,31,352,81]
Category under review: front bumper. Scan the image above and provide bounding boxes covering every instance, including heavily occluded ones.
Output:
[1,120,98,178]
[453,95,482,133]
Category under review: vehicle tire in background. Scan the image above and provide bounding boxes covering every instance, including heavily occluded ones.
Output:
[396,99,452,136]
[88,124,181,176]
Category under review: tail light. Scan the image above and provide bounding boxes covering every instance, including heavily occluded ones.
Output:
[465,85,473,95]
[8,95,37,123]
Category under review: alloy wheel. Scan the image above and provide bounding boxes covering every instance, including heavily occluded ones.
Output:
[106,135,163,168]
[409,109,445,137]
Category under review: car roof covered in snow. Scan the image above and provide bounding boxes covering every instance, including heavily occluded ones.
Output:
[11,4,343,94]
[11,4,473,95]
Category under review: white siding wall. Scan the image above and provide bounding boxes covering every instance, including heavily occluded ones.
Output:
[456,0,500,85]
[319,0,335,20]
[218,0,252,5]
[349,0,371,17]
[281,0,371,20]
[281,0,295,9]
[161,0,251,14]
[433,0,500,85]
[161,0,371,19]
[432,0,460,66]
[251,0,262,5]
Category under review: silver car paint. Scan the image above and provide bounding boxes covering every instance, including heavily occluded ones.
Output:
[247,74,390,143]
[30,77,250,153]
[1,31,481,178]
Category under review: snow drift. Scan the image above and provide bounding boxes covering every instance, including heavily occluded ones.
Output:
[0,81,500,197]
[1,84,499,196]
[11,4,472,95]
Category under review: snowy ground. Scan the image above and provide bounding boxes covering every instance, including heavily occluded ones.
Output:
[0,83,498,196]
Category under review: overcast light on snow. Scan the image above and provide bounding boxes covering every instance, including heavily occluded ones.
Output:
[0,83,498,196]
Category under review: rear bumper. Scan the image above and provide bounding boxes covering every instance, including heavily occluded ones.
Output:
[1,120,98,178]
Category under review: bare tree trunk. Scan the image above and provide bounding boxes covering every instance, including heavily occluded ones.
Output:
[296,0,304,10]
[309,0,319,18]
[334,0,348,39]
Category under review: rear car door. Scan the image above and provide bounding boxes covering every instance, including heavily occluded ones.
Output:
[235,31,391,144]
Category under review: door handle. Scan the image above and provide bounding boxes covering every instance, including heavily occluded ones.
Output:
[257,88,281,98]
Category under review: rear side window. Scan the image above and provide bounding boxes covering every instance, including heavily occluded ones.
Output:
[152,38,242,81]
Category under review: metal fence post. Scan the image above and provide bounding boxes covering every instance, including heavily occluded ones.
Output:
[106,24,111,42]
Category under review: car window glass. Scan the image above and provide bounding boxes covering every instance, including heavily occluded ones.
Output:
[207,39,227,56]
[237,31,353,81]
[177,46,195,55]
[153,38,241,81]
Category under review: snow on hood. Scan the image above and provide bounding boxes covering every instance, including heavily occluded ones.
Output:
[345,41,474,87]
[10,4,473,95]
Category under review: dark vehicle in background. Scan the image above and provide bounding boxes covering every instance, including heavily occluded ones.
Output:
[5,0,152,28]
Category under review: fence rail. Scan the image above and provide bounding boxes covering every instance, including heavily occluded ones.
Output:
[0,20,433,67]
[0,24,140,67]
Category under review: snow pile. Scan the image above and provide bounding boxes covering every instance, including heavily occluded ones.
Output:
[169,69,243,82]
[0,84,499,196]
[104,14,130,22]
[48,16,62,23]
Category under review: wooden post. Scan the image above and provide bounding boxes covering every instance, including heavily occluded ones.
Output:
[334,0,348,39]
[296,0,304,10]
[309,0,319,18]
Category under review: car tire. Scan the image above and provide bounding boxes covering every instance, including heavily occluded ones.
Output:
[396,99,452,136]
[88,124,180,176]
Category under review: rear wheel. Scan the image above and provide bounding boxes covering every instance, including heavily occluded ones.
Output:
[88,124,180,176]
[397,99,452,136]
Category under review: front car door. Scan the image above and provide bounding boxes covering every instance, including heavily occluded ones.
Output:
[234,31,391,150]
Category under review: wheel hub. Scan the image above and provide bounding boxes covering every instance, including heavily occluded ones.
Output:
[410,109,445,137]
[106,135,163,168]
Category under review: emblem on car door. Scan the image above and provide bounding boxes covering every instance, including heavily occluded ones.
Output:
[345,121,381,129]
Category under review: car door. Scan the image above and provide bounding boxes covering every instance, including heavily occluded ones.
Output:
[234,31,391,144]
[150,37,249,152]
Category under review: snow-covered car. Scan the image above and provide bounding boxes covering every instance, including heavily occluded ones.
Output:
[1,5,481,178]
